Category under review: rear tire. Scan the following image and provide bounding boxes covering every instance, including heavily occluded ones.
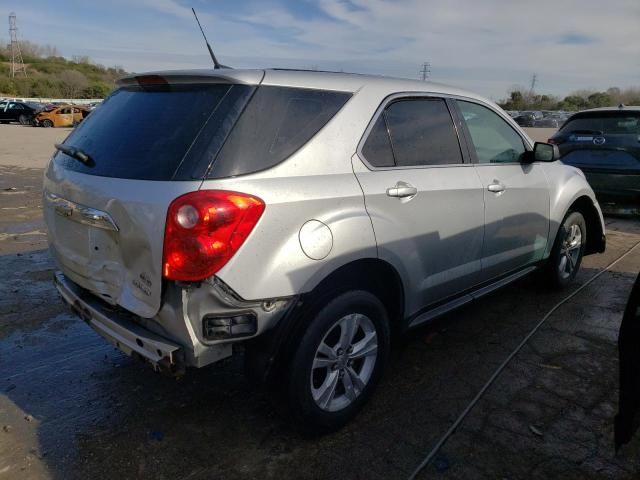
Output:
[541,211,586,288]
[286,290,390,434]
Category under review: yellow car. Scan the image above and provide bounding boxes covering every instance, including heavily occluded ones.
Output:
[36,105,89,128]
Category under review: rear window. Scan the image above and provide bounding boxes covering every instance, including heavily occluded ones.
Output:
[55,84,253,180]
[560,112,640,135]
[207,86,351,178]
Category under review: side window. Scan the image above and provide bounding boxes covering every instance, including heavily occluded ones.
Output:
[457,101,526,163]
[384,98,463,167]
[11,103,24,110]
[209,86,351,178]
[362,114,395,167]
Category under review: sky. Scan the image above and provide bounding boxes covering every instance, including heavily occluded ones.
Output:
[1,0,639,100]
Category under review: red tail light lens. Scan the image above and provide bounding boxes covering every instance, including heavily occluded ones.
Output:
[162,190,265,281]
[547,138,559,144]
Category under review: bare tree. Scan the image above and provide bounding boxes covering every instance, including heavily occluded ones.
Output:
[57,70,89,98]
[72,55,91,64]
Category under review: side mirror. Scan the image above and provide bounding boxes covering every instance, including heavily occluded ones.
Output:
[524,142,560,162]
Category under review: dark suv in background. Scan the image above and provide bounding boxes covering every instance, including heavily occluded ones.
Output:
[549,106,640,214]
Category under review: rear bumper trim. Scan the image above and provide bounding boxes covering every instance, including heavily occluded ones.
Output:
[54,272,184,374]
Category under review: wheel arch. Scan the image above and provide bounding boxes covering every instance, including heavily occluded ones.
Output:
[306,258,405,333]
[567,195,605,256]
[245,258,406,384]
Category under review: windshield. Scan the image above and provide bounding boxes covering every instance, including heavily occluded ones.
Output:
[560,112,640,135]
[55,83,253,181]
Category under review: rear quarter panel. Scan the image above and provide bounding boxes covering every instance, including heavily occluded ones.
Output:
[206,90,380,301]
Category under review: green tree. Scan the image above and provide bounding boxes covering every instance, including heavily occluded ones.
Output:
[83,82,112,98]
[587,92,611,108]
[0,76,17,95]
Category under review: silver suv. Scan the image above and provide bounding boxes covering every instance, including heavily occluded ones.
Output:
[44,69,605,432]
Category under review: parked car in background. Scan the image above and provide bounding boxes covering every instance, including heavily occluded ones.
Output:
[35,105,90,128]
[549,105,640,214]
[45,69,605,432]
[514,110,543,127]
[534,112,570,128]
[0,101,40,125]
[506,110,520,118]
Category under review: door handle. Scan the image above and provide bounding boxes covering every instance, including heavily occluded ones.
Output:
[487,182,506,193]
[386,184,418,198]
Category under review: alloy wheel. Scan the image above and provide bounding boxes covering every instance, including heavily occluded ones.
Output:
[558,223,582,280]
[310,313,378,412]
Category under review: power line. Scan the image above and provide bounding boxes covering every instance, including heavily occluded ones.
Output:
[9,12,28,79]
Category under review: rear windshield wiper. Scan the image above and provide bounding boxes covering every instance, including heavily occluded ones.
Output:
[54,144,94,166]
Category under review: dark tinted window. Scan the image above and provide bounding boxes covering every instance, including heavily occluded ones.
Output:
[209,86,351,178]
[56,84,251,180]
[384,98,462,166]
[362,114,395,167]
[560,112,640,135]
[457,100,525,163]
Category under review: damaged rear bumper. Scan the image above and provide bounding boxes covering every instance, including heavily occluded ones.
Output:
[54,272,184,374]
[53,271,295,374]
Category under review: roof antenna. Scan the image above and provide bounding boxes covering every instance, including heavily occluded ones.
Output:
[192,8,230,69]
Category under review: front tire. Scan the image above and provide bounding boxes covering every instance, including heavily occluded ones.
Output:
[287,290,390,434]
[543,211,586,288]
[41,119,53,128]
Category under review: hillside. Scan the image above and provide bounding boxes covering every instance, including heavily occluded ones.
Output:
[0,40,126,99]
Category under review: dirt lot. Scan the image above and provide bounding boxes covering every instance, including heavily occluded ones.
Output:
[0,125,639,479]
[0,125,71,256]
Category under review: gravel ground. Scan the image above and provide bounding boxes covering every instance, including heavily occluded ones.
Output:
[0,124,639,480]
[0,124,70,169]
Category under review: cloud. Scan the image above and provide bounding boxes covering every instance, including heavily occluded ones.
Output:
[557,33,597,45]
[4,0,639,99]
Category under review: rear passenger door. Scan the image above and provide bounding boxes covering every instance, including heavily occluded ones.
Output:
[353,96,485,317]
[454,100,549,281]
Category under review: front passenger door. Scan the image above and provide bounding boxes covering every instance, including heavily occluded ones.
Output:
[455,100,549,281]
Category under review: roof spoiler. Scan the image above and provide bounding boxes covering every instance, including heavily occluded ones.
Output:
[115,70,264,88]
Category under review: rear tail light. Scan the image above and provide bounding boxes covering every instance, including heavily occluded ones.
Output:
[162,190,265,281]
[547,138,559,144]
